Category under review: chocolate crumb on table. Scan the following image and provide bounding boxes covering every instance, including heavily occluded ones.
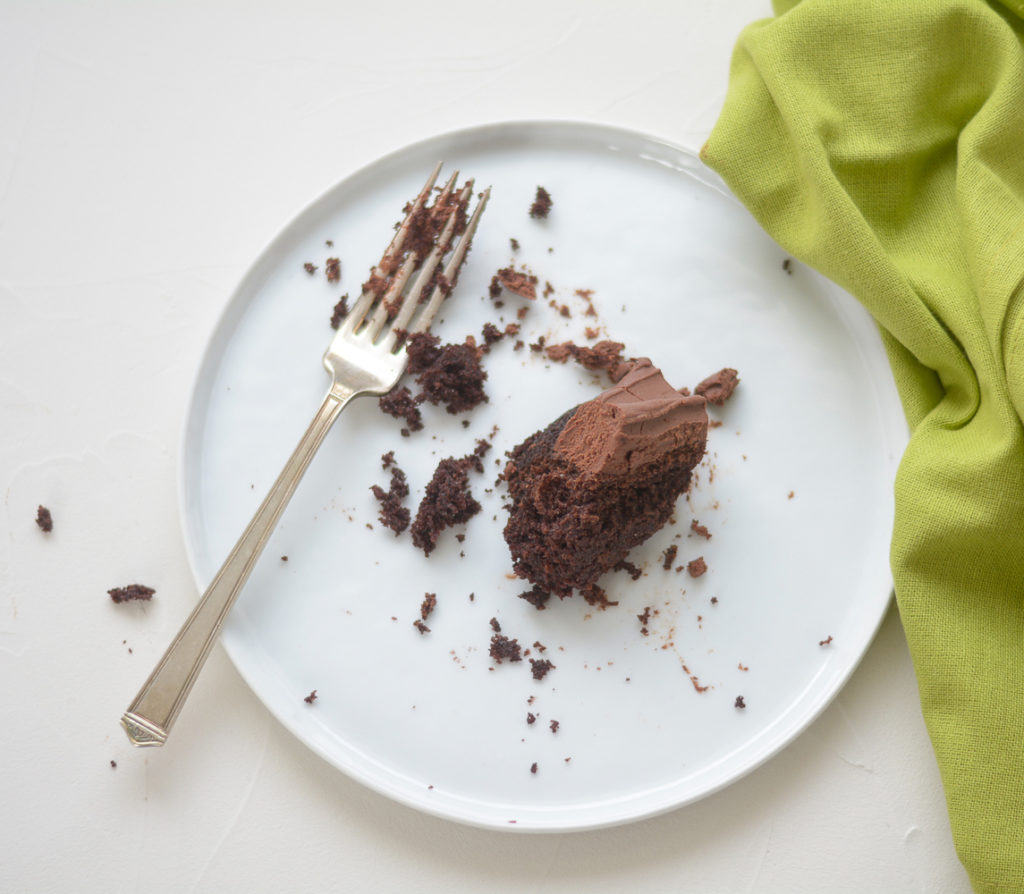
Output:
[303,262,317,275]
[489,634,523,663]
[819,635,834,646]
[530,658,555,680]
[329,294,350,329]
[108,584,155,604]
[549,719,559,733]
[734,695,746,709]
[324,257,341,283]
[35,505,53,533]
[414,620,431,635]
[687,557,708,578]
[489,617,501,632]
[510,237,520,251]
[529,186,552,219]
[695,368,740,406]
[304,689,318,704]
[527,712,536,724]
[530,762,538,774]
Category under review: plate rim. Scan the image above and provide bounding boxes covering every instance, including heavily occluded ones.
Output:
[176,117,910,832]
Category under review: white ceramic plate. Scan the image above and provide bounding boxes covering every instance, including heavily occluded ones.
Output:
[180,120,908,831]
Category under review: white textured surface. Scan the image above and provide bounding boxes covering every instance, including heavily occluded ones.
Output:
[0,1,971,891]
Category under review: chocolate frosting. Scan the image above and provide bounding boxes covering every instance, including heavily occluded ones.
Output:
[554,359,708,476]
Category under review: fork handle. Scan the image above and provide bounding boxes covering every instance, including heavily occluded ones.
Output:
[121,386,355,747]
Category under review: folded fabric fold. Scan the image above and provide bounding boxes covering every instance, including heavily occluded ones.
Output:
[702,2,1024,890]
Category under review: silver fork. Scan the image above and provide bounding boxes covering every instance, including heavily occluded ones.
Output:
[121,164,489,747]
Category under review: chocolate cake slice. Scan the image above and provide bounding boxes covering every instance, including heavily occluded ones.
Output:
[503,359,707,605]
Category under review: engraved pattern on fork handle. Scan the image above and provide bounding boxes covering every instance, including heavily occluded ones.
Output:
[121,385,355,747]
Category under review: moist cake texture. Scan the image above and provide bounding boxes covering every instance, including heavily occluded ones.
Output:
[503,359,708,605]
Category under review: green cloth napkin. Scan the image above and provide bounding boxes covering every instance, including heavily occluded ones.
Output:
[702,1,1024,889]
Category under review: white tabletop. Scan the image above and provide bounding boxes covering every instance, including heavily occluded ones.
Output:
[0,2,971,891]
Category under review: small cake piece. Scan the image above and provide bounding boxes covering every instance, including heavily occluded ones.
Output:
[35,505,53,533]
[324,257,341,283]
[503,359,708,603]
[530,186,553,219]
[108,584,155,604]
[530,658,555,680]
[687,557,708,578]
[406,333,488,415]
[695,368,740,406]
[489,634,522,663]
[410,452,484,556]
[371,461,411,535]
[490,266,539,301]
[329,294,350,329]
[378,386,424,432]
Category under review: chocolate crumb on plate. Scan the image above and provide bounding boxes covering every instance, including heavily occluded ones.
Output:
[695,368,740,406]
[325,257,341,283]
[489,617,501,633]
[527,712,536,724]
[413,620,431,635]
[687,557,708,578]
[329,294,350,329]
[613,559,643,581]
[371,460,411,535]
[406,332,488,414]
[489,634,522,663]
[662,544,678,570]
[690,519,711,539]
[410,452,485,556]
[378,386,424,432]
[530,658,555,680]
[35,505,53,533]
[420,592,437,621]
[819,635,834,646]
[110,760,117,769]
[108,584,155,604]
[304,689,318,704]
[303,262,317,275]
[530,762,538,774]
[529,186,552,219]
[490,266,538,301]
[734,695,746,709]
[549,719,560,733]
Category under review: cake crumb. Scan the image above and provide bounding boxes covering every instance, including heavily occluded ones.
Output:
[110,760,117,769]
[819,635,834,646]
[734,695,746,709]
[690,519,711,539]
[529,186,552,219]
[687,557,708,578]
[530,762,538,774]
[489,617,501,633]
[108,584,155,604]
[637,606,653,636]
[303,262,317,275]
[695,368,740,406]
[530,658,555,680]
[489,634,522,663]
[371,461,411,535]
[527,712,536,724]
[329,294,350,329]
[549,719,560,733]
[304,689,318,704]
[35,505,53,533]
[490,266,538,301]
[325,257,341,283]
[413,620,431,635]
[419,592,437,621]
[662,544,678,570]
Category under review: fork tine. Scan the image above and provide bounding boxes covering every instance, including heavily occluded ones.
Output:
[403,185,490,339]
[382,180,473,339]
[338,163,443,335]
[359,172,465,342]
